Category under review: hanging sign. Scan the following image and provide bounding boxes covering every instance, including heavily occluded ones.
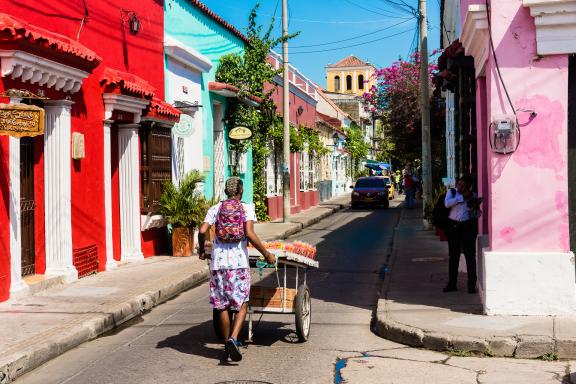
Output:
[229,126,252,140]
[172,113,195,138]
[0,104,45,137]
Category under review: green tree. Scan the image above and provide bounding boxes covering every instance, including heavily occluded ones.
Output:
[344,123,370,179]
[215,4,298,221]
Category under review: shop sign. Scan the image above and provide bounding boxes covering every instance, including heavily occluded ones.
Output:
[229,126,252,140]
[172,113,195,138]
[0,104,45,137]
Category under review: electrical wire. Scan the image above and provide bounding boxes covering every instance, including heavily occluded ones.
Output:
[344,0,408,17]
[290,28,415,54]
[76,0,89,41]
[290,18,414,49]
[378,0,416,14]
[484,0,516,115]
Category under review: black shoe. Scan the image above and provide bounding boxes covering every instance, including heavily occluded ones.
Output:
[468,287,477,294]
[225,337,242,362]
[442,286,457,292]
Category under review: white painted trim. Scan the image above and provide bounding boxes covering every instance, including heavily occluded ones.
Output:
[9,137,28,296]
[141,214,167,231]
[461,4,489,78]
[118,124,144,262]
[103,120,117,271]
[102,93,149,123]
[43,100,78,283]
[523,0,576,55]
[164,37,213,73]
[0,50,88,93]
[483,250,576,315]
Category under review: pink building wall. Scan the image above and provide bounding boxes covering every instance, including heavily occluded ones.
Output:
[483,0,569,253]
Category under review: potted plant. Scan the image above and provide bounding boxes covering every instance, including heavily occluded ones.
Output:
[159,170,205,257]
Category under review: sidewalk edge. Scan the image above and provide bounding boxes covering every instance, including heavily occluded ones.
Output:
[373,208,576,360]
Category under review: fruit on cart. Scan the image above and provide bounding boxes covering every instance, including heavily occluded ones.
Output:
[249,240,317,260]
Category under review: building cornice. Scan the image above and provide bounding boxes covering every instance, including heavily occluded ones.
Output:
[461,4,489,77]
[103,93,150,123]
[523,0,576,55]
[164,37,213,73]
[0,50,88,93]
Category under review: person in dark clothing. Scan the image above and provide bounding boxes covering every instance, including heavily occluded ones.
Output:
[443,176,481,294]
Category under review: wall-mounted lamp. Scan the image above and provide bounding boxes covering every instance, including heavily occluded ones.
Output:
[129,13,141,35]
[332,132,340,146]
[297,106,304,116]
[121,9,141,35]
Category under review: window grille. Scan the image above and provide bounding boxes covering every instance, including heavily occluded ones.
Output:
[140,124,172,214]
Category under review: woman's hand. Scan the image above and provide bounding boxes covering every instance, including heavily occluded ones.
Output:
[264,250,276,264]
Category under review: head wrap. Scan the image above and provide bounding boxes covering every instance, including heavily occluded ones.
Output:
[225,177,243,197]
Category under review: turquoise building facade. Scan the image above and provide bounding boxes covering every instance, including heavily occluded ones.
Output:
[164,0,254,203]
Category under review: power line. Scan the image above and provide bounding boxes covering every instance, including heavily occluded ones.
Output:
[378,0,416,14]
[290,18,414,49]
[343,0,408,17]
[291,17,411,24]
[290,28,416,54]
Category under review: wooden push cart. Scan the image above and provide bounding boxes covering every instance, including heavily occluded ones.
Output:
[211,247,319,343]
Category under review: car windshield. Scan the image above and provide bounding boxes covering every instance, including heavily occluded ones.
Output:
[355,179,385,188]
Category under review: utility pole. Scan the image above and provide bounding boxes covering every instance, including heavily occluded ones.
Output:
[282,0,291,222]
[419,0,432,220]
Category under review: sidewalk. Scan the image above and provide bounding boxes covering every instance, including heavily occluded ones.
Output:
[0,193,350,383]
[375,201,576,359]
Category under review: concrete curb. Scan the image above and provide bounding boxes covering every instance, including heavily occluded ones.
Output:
[0,198,350,383]
[374,207,576,360]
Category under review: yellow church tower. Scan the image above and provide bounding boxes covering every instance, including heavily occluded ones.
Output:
[326,55,376,97]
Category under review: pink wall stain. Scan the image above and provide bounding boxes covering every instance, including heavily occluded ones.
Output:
[482,0,569,253]
[500,227,516,243]
[513,96,565,175]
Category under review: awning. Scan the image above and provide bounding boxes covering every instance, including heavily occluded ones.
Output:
[364,160,391,171]
[101,67,156,97]
[145,97,181,123]
[208,81,262,107]
[0,13,101,67]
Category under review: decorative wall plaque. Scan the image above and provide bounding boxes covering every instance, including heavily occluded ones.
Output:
[0,103,45,137]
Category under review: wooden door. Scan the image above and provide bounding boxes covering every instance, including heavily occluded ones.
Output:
[20,137,35,277]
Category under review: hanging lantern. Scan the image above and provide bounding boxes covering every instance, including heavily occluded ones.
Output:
[129,12,140,35]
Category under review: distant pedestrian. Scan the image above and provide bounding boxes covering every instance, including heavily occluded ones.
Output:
[394,170,402,193]
[198,177,275,362]
[443,175,482,294]
[403,164,415,208]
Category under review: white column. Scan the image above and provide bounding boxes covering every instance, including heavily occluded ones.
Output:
[118,124,143,262]
[44,100,77,282]
[103,120,117,270]
[9,136,28,295]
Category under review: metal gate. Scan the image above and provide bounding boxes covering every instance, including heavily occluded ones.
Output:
[20,137,35,277]
[213,104,225,200]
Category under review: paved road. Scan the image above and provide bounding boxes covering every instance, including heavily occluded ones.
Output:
[16,202,573,384]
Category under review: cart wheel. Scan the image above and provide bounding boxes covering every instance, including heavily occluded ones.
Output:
[295,284,311,342]
[213,308,234,341]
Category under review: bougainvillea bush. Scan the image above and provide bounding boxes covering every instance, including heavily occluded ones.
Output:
[363,51,439,164]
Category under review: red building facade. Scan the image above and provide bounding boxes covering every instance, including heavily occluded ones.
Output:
[0,1,177,301]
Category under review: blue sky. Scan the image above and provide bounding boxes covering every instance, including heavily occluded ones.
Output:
[199,0,441,87]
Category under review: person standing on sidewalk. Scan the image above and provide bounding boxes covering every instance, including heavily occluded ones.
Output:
[198,177,275,362]
[403,164,415,208]
[443,175,481,294]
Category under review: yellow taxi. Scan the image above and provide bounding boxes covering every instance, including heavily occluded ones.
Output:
[381,176,395,200]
